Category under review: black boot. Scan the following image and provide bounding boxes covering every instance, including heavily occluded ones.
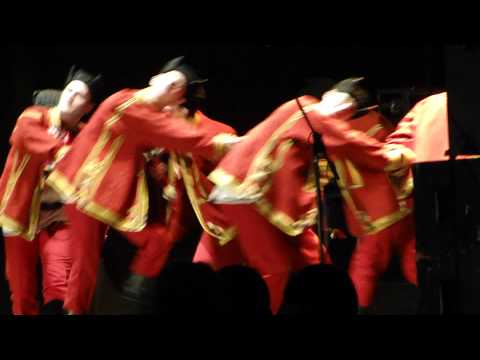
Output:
[40,300,67,315]
[120,273,158,314]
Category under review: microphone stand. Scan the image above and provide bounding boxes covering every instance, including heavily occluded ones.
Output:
[296,98,339,264]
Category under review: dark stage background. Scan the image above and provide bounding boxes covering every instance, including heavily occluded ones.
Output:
[0,43,446,314]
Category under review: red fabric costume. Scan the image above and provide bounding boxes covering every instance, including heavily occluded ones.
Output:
[167,111,245,269]
[207,96,337,313]
[386,92,449,163]
[329,111,417,308]
[207,95,422,313]
[47,90,232,314]
[0,107,74,315]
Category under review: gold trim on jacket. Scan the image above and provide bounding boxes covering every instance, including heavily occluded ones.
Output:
[177,155,237,246]
[333,159,411,235]
[47,96,150,232]
[207,101,320,237]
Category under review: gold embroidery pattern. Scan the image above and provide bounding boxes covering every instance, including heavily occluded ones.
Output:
[207,101,320,236]
[255,198,318,237]
[76,135,125,208]
[344,160,365,189]
[48,107,61,129]
[25,181,43,240]
[178,155,237,246]
[20,110,43,121]
[0,152,31,214]
[334,159,411,235]
[47,96,150,232]
[211,133,240,160]
[366,124,384,138]
[384,144,417,172]
[0,151,44,240]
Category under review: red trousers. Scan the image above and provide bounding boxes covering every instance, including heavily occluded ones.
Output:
[4,223,72,315]
[348,214,418,308]
[63,205,178,314]
[193,204,328,314]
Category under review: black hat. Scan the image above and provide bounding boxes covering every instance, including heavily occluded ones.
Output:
[160,56,208,86]
[160,56,208,116]
[65,65,105,104]
[32,89,62,108]
[332,77,378,118]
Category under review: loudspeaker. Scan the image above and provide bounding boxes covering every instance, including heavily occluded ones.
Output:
[446,45,480,156]
[413,158,480,314]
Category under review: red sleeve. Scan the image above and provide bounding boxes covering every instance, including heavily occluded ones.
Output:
[311,112,390,171]
[195,112,238,164]
[197,111,237,136]
[122,103,218,158]
[385,102,421,151]
[10,113,62,159]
